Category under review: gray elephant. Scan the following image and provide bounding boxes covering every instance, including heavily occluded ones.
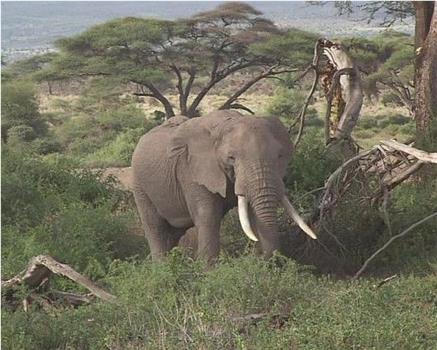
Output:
[132,110,316,262]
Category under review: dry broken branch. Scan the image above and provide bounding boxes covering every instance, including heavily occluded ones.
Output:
[380,140,437,164]
[2,255,116,310]
[318,139,436,220]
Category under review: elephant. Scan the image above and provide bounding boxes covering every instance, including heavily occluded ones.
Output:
[131,110,316,262]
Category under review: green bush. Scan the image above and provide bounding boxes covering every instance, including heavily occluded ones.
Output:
[3,256,436,349]
[376,178,437,274]
[52,102,153,165]
[1,146,139,278]
[7,125,36,142]
[381,92,404,107]
[266,87,318,126]
[285,129,340,194]
[354,129,375,139]
[399,122,415,136]
[388,114,411,125]
[358,118,378,129]
[82,127,149,167]
[1,80,48,142]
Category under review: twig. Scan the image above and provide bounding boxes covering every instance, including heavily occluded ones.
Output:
[353,212,437,279]
[293,66,319,147]
[319,147,375,219]
[375,274,398,288]
[290,41,323,139]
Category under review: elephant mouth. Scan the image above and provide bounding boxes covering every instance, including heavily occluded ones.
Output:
[237,195,317,241]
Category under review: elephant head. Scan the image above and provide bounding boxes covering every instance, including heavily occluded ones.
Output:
[169,110,316,257]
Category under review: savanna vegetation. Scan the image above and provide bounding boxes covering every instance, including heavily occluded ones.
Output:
[2,2,436,349]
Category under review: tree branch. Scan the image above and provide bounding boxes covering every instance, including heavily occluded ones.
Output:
[294,66,319,147]
[380,140,437,163]
[171,65,187,115]
[131,80,175,118]
[353,212,437,279]
[219,67,296,110]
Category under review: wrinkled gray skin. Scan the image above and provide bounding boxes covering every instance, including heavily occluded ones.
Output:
[132,110,293,262]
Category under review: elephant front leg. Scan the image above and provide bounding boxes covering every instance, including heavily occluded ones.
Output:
[187,191,224,263]
[196,216,221,263]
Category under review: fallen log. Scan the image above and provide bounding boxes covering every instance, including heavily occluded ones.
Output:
[2,255,116,310]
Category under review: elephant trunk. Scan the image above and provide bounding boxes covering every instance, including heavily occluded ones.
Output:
[236,161,317,256]
[245,164,282,256]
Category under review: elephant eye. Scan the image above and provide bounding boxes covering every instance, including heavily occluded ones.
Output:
[228,155,235,163]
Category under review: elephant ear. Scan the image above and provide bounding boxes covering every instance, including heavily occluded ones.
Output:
[168,121,227,198]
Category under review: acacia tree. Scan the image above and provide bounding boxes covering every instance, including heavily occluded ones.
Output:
[45,3,314,118]
[343,31,414,115]
[334,1,437,147]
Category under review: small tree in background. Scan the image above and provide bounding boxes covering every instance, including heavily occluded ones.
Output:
[1,81,47,143]
[41,2,316,118]
[333,1,437,148]
[343,31,414,116]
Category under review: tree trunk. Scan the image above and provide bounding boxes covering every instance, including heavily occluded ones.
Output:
[414,1,437,149]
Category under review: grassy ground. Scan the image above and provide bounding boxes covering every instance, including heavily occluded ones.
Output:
[2,255,437,350]
[3,80,434,349]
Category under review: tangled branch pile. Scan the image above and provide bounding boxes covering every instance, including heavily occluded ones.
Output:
[319,139,437,221]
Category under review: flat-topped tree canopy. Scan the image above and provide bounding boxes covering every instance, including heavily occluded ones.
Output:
[40,2,316,118]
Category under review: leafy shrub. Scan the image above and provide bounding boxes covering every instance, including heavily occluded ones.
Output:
[1,146,139,278]
[388,114,411,125]
[375,177,437,274]
[376,115,409,129]
[266,87,318,126]
[31,137,63,155]
[354,129,375,139]
[381,92,404,107]
[1,80,47,142]
[3,256,436,349]
[359,118,378,129]
[82,127,149,167]
[285,129,340,194]
[98,104,146,131]
[7,125,36,142]
[399,122,415,135]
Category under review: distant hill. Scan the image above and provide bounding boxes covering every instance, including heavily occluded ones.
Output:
[1,1,413,62]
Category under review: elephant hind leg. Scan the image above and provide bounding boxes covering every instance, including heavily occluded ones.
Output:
[133,188,183,260]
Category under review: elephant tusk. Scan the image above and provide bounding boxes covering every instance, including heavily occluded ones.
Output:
[237,196,259,242]
[281,196,317,240]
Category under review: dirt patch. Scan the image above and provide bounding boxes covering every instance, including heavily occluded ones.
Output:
[101,167,133,191]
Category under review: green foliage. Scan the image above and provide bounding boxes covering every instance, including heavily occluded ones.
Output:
[1,146,140,278]
[249,28,318,67]
[285,129,340,194]
[1,80,47,142]
[82,127,149,167]
[343,31,414,111]
[51,99,152,165]
[37,4,319,117]
[3,256,436,349]
[378,178,437,273]
[1,52,58,83]
[266,87,316,121]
